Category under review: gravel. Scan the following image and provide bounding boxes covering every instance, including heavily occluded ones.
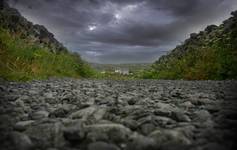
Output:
[0,78,236,150]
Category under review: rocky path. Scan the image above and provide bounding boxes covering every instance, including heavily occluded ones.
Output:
[0,79,237,150]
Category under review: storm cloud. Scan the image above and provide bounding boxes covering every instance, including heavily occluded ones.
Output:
[8,0,237,64]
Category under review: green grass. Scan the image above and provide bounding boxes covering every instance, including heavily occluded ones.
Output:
[141,18,237,80]
[0,28,96,81]
[141,45,237,80]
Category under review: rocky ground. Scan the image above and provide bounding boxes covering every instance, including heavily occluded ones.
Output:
[0,78,237,150]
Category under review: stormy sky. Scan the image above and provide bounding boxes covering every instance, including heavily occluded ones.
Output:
[8,0,237,64]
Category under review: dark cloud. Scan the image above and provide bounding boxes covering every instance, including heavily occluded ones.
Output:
[8,0,237,64]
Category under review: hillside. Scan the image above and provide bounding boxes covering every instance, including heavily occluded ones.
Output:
[143,11,237,80]
[0,1,95,81]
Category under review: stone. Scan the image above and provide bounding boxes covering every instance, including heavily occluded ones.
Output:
[149,129,191,145]
[153,102,175,117]
[122,119,138,130]
[14,120,35,131]
[30,110,49,120]
[181,101,194,108]
[24,122,65,148]
[202,142,227,150]
[85,123,131,143]
[88,142,120,150]
[171,111,191,122]
[194,110,212,122]
[44,92,54,99]
[49,108,68,118]
[9,132,34,150]
[127,133,157,150]
[63,122,85,143]
[70,106,97,119]
[140,123,156,135]
[127,98,136,105]
[15,99,25,107]
[70,106,106,121]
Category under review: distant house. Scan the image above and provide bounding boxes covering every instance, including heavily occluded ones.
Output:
[115,68,129,75]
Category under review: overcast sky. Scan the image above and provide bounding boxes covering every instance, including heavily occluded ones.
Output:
[8,0,237,64]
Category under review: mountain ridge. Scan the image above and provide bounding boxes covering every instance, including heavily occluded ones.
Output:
[0,0,67,53]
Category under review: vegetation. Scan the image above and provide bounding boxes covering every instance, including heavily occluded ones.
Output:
[141,11,237,80]
[0,28,96,81]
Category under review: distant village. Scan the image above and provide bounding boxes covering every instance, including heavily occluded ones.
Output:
[101,68,132,75]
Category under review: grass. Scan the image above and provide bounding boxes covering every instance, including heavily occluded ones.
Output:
[0,28,96,81]
[141,45,237,80]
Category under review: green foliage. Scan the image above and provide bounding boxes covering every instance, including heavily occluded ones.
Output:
[0,28,96,81]
[141,43,237,80]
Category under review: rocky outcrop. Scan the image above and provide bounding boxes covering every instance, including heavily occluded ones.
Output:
[0,79,237,150]
[154,10,237,71]
[0,1,67,53]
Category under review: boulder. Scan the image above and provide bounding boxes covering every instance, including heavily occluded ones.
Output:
[30,110,49,120]
[127,133,158,150]
[9,132,34,150]
[70,106,106,121]
[149,129,191,146]
[14,120,35,131]
[24,122,65,148]
[85,123,132,143]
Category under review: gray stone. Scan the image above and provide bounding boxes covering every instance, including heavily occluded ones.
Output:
[85,123,131,143]
[127,98,136,105]
[30,110,49,120]
[70,106,106,121]
[24,122,65,148]
[15,99,25,108]
[153,102,175,117]
[63,122,85,143]
[194,110,212,122]
[44,92,54,99]
[127,133,157,150]
[171,111,191,122]
[9,132,34,150]
[14,120,35,131]
[149,129,191,145]
[122,119,138,130]
[49,108,68,118]
[140,123,156,135]
[181,101,194,108]
[88,142,120,150]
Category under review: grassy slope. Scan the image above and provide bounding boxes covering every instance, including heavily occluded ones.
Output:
[0,28,96,81]
[142,13,237,80]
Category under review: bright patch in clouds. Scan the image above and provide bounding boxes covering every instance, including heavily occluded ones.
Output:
[114,14,121,19]
[88,25,97,31]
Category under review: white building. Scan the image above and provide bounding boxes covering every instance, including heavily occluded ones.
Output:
[115,68,129,75]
